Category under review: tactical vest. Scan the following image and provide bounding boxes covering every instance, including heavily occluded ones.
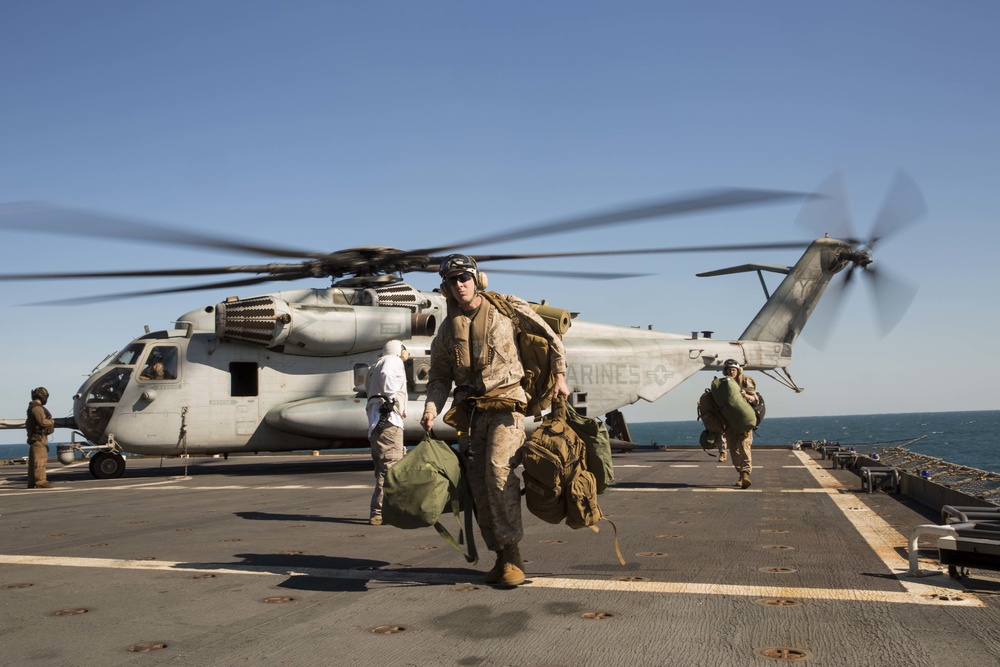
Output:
[26,402,54,444]
[479,291,557,419]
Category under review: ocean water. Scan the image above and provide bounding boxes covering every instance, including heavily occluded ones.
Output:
[628,410,1000,474]
[3,410,998,474]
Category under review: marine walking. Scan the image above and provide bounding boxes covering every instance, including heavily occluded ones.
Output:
[421,254,569,586]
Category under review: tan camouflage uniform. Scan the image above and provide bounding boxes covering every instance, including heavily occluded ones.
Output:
[724,373,757,474]
[425,294,566,551]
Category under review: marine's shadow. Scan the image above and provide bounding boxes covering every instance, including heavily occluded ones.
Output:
[176,552,482,593]
[612,481,699,490]
[235,510,368,525]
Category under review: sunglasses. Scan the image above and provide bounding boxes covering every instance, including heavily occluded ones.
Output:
[447,272,475,285]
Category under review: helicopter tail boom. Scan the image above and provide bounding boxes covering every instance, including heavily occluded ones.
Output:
[737,237,849,346]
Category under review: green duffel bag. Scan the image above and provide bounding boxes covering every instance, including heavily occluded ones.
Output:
[565,403,614,494]
[711,376,757,432]
[382,432,477,563]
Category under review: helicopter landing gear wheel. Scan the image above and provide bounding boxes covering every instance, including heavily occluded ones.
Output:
[89,452,126,479]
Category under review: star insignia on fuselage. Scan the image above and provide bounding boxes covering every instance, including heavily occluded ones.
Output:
[650,365,672,386]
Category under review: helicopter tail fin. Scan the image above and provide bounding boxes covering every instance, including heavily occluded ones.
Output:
[716,237,849,346]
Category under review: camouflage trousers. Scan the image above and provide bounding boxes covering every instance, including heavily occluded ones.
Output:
[460,410,525,552]
[27,440,49,488]
[724,427,753,474]
[369,424,405,518]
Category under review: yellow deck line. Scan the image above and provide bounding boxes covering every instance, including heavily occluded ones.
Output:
[790,449,981,606]
[0,553,977,606]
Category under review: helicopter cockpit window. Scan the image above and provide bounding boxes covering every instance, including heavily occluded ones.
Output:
[139,346,178,381]
[111,344,145,366]
[86,368,133,404]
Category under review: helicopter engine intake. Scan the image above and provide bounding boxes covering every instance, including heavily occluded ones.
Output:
[215,295,413,356]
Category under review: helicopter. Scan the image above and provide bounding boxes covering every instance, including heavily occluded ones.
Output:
[0,174,925,478]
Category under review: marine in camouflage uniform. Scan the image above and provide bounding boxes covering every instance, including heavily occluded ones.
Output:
[26,386,56,489]
[721,359,758,489]
[422,254,569,586]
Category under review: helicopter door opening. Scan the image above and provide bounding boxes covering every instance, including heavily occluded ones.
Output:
[230,362,259,397]
[229,362,259,436]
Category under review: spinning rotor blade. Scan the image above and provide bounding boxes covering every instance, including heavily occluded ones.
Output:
[484,268,651,280]
[0,202,324,260]
[411,187,818,257]
[795,171,857,241]
[865,264,918,336]
[799,170,926,346]
[870,169,927,245]
[801,266,855,350]
[469,240,811,264]
[0,264,311,281]
[0,186,824,304]
[28,274,301,306]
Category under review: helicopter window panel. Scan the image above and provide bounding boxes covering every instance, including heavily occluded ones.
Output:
[86,368,133,404]
[230,362,258,397]
[138,346,178,381]
[111,344,145,366]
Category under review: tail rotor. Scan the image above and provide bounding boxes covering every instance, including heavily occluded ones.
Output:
[796,170,927,347]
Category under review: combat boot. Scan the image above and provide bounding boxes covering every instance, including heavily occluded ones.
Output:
[739,471,751,489]
[485,545,525,586]
[483,551,505,584]
[497,544,525,586]
[719,451,728,462]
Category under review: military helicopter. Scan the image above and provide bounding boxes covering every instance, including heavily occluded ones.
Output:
[0,174,925,478]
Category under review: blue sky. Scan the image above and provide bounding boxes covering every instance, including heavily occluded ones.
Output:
[2,2,998,443]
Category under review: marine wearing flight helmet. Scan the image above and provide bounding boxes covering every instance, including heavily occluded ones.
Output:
[421,254,570,586]
[26,386,56,489]
[722,359,758,489]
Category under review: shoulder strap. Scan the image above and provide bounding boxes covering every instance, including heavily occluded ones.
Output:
[480,291,520,331]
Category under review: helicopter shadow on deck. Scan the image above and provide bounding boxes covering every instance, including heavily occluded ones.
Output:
[34,455,375,484]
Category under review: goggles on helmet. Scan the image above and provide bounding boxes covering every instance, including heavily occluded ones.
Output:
[439,253,478,278]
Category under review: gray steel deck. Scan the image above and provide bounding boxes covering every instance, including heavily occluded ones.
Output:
[3,447,1000,666]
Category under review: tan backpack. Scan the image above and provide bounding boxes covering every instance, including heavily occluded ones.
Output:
[521,402,625,564]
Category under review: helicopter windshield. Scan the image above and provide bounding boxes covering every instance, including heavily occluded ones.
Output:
[138,346,178,382]
[86,368,133,404]
[110,344,145,366]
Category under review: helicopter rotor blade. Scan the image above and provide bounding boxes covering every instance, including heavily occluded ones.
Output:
[795,171,858,242]
[0,263,312,281]
[863,264,918,336]
[869,169,928,245]
[26,274,303,306]
[467,240,812,264]
[482,268,652,280]
[0,202,325,260]
[409,188,819,257]
[801,268,855,349]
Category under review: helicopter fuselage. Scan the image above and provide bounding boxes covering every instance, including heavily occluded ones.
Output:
[68,237,849,473]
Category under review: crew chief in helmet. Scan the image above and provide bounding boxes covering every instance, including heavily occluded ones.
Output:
[26,387,56,489]
[421,254,570,586]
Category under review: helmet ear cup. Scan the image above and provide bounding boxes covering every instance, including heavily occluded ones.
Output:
[475,271,488,291]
